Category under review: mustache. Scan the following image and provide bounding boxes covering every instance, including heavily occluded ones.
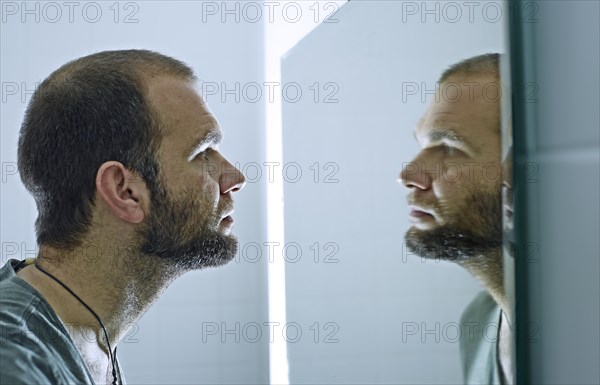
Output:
[216,198,234,217]
[407,195,439,213]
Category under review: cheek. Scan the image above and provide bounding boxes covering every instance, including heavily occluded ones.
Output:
[433,181,464,210]
[196,172,220,202]
[432,170,480,214]
[431,161,464,198]
[440,160,503,187]
[441,162,462,181]
[478,162,503,186]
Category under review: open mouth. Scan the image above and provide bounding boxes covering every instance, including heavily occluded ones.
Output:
[220,215,234,225]
[409,205,435,218]
[409,207,436,226]
[220,208,234,219]
[410,209,433,218]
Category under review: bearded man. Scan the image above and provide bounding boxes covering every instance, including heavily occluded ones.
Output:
[0,50,246,385]
[399,53,513,384]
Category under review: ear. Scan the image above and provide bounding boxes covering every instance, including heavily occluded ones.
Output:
[95,161,148,224]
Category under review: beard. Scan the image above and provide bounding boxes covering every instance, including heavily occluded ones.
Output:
[405,187,502,262]
[137,179,238,272]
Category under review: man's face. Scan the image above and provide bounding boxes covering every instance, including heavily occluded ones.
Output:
[138,76,246,271]
[400,74,503,261]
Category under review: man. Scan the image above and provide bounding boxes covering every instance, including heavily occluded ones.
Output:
[0,50,246,384]
[399,53,513,384]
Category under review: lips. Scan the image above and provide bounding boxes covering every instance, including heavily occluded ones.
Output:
[221,209,234,219]
[220,210,234,229]
[408,206,437,226]
[406,190,439,217]
[218,199,235,220]
[217,200,235,230]
[410,209,433,217]
[409,205,435,217]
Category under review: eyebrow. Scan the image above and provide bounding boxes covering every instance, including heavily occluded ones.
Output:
[187,128,223,161]
[415,128,477,153]
[429,129,465,143]
[413,129,463,142]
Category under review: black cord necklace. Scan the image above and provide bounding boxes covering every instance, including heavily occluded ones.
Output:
[34,262,120,385]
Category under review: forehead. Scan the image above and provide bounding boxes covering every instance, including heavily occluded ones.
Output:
[147,76,220,143]
[415,75,500,145]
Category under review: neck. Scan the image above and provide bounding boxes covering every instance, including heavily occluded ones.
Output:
[20,242,182,349]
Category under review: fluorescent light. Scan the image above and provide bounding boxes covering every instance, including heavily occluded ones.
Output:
[263,3,347,383]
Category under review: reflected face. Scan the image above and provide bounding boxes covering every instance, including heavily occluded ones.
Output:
[400,75,503,260]
[138,76,246,271]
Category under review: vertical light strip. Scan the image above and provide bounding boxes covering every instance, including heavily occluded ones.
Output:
[263,9,289,385]
[263,3,347,383]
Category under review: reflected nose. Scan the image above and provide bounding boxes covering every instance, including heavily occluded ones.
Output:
[399,157,432,190]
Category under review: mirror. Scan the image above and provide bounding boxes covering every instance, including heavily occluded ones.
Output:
[1,0,520,383]
[281,1,514,383]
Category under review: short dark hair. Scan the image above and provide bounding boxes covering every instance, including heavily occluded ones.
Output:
[439,53,500,83]
[18,49,196,248]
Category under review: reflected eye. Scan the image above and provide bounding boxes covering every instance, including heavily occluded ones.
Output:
[442,144,460,157]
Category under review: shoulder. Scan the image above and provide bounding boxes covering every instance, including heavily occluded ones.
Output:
[1,261,72,384]
[459,291,502,384]
[1,288,66,384]
[459,290,501,344]
[1,260,44,329]
[0,334,65,384]
[460,290,499,325]
[1,260,54,335]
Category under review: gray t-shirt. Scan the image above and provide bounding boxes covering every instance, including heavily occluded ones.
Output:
[459,290,504,385]
[1,259,101,384]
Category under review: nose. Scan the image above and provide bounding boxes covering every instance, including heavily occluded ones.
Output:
[399,156,432,190]
[219,158,246,194]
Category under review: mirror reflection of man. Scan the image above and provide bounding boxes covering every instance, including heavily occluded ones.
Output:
[0,50,246,384]
[399,54,513,384]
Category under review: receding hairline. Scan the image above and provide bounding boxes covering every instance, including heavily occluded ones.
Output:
[438,53,500,83]
[57,50,200,139]
[45,49,197,92]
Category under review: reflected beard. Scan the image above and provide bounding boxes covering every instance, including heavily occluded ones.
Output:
[405,189,502,262]
[138,184,237,272]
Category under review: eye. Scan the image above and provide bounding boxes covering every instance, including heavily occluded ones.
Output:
[441,144,459,156]
[196,148,212,160]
